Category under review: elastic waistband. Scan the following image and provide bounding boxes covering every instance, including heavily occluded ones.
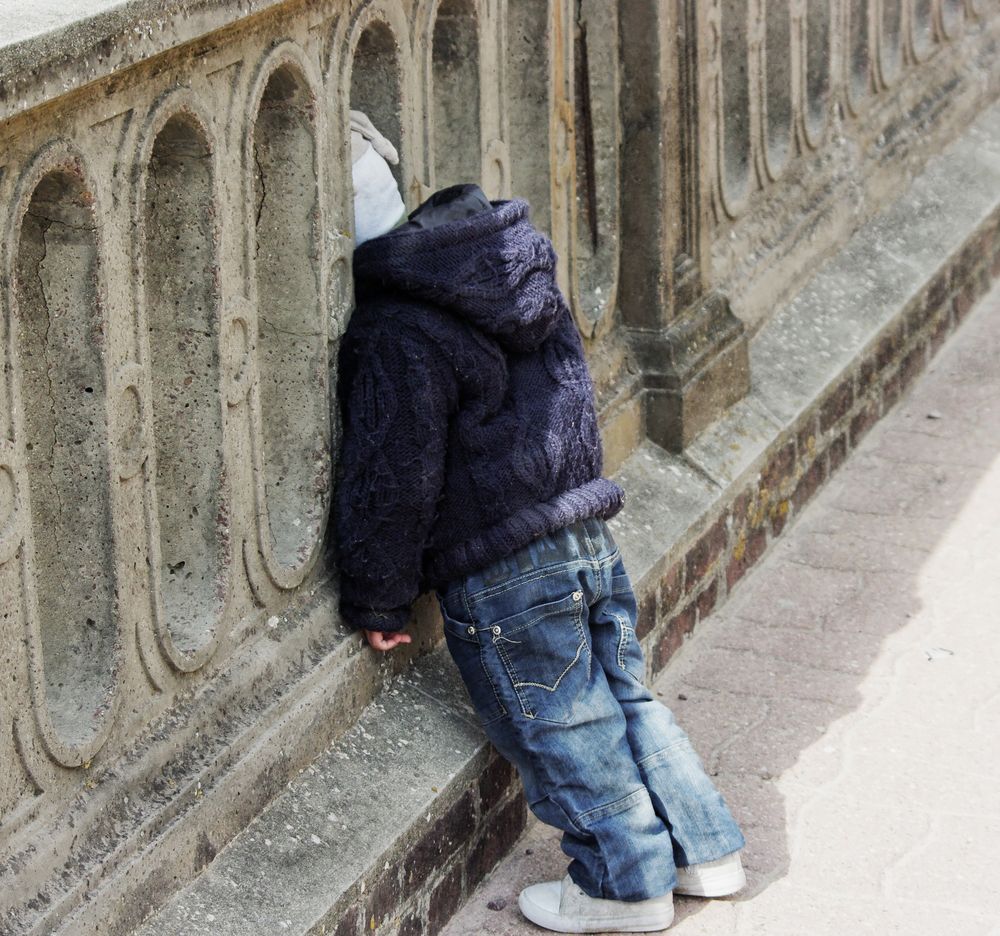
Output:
[457,515,618,596]
[425,478,626,589]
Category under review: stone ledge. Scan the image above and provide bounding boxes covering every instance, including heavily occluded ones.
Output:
[135,646,527,936]
[129,97,1000,936]
[0,0,293,124]
[3,580,442,936]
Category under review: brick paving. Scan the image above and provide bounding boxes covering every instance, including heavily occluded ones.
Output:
[441,285,1000,936]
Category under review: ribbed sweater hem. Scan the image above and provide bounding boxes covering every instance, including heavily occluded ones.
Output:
[424,478,626,589]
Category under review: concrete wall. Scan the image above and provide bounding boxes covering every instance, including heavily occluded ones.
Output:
[0,0,997,932]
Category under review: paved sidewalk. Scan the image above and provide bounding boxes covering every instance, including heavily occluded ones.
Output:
[442,285,1000,936]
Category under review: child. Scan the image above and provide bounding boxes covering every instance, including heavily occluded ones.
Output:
[335,116,746,933]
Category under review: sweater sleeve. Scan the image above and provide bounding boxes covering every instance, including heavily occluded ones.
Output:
[334,321,454,632]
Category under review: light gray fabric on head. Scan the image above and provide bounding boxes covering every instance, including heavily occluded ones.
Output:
[351,133,405,246]
[350,109,399,165]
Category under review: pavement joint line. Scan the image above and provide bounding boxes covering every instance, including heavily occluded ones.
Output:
[403,679,484,732]
[702,642,876,677]
[705,704,771,763]
[680,452,726,491]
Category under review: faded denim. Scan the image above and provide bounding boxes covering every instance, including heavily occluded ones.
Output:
[437,516,745,901]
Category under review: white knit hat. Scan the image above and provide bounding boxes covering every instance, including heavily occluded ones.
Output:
[350,110,405,246]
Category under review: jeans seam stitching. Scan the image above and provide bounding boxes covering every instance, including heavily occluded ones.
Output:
[478,640,508,723]
[467,548,619,606]
[576,598,592,682]
[494,635,533,717]
[495,598,587,721]
[635,738,692,768]
[614,615,643,682]
[574,787,646,826]
[470,560,581,604]
[616,616,629,672]
[512,635,587,692]
[459,583,476,625]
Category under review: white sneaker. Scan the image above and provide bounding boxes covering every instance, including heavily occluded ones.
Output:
[674,851,746,897]
[518,874,674,933]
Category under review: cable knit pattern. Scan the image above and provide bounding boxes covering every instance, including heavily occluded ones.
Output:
[335,197,625,632]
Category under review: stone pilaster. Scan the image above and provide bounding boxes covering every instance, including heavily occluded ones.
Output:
[629,290,750,453]
[619,0,750,451]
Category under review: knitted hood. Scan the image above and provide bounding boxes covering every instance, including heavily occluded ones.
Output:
[352,198,564,353]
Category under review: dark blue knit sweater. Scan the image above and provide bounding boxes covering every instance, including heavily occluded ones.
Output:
[335,195,625,632]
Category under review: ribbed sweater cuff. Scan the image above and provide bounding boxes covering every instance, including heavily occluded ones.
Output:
[425,478,625,588]
[341,602,411,633]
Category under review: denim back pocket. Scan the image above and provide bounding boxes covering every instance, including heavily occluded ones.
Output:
[485,590,591,725]
[439,600,508,727]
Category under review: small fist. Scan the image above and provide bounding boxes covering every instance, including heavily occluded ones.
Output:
[364,629,412,652]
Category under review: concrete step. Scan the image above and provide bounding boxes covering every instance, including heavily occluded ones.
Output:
[5,567,456,934]
[134,644,524,936]
[129,98,1000,936]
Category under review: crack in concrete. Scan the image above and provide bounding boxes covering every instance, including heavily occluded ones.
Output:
[713,641,868,677]
[253,140,266,246]
[706,642,865,679]
[780,556,908,576]
[680,677,848,708]
[797,527,935,554]
[680,453,724,491]
[706,699,771,775]
[256,317,322,339]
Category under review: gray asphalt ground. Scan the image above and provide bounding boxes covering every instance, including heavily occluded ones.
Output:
[442,284,1000,936]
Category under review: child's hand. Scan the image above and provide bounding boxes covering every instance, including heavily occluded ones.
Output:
[364,629,413,652]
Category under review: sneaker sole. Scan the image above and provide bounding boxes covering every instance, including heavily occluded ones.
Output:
[518,892,674,934]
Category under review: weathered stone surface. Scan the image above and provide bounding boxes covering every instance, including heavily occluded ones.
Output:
[637,293,752,452]
[685,396,783,489]
[606,441,718,587]
[134,646,488,936]
[1,2,998,933]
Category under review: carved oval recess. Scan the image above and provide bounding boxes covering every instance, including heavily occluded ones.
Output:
[764,0,794,176]
[108,362,147,482]
[846,0,873,115]
[939,0,966,40]
[0,441,23,566]
[802,0,832,148]
[2,704,37,815]
[327,234,354,344]
[506,0,554,232]
[910,0,937,61]
[224,298,257,407]
[878,0,904,87]
[9,146,119,765]
[431,0,483,191]
[483,137,509,200]
[719,0,753,210]
[349,11,409,196]
[138,98,228,668]
[246,47,330,589]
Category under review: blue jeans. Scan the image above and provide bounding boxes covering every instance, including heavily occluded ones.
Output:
[437,516,745,901]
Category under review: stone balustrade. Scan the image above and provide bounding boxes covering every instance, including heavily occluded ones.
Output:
[0,1,997,932]
[701,0,998,327]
